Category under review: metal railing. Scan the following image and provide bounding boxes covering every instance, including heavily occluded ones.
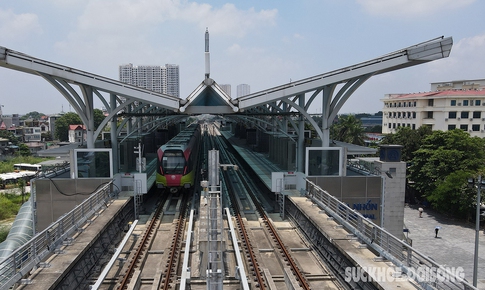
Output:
[0,181,113,290]
[306,180,476,290]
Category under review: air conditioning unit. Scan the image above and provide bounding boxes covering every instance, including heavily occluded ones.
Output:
[445,118,448,121]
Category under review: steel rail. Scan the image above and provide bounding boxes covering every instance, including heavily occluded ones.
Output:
[180,209,195,290]
[225,208,251,290]
[241,173,311,290]
[91,220,139,289]
[161,197,188,289]
[219,131,311,290]
[215,134,267,289]
[227,189,266,288]
[116,199,165,289]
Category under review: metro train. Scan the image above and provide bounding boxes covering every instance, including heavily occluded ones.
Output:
[156,124,201,192]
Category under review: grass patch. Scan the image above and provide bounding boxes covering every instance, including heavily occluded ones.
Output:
[0,193,30,220]
[0,193,30,243]
[0,225,10,243]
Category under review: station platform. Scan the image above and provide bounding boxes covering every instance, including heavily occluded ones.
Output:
[17,198,131,289]
[290,196,419,289]
[221,131,282,190]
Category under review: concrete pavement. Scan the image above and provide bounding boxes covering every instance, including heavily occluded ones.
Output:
[403,205,485,288]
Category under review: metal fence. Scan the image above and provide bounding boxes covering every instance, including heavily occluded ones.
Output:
[0,181,113,290]
[306,179,477,290]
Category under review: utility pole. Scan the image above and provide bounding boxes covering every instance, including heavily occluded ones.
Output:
[473,175,482,287]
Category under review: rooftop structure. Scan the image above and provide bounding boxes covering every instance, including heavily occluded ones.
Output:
[431,79,485,91]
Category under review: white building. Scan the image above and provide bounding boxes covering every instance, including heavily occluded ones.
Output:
[219,84,231,97]
[237,84,250,97]
[119,63,180,97]
[23,127,42,142]
[382,79,485,137]
[68,125,86,143]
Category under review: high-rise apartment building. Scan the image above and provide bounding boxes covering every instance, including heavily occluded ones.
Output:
[119,63,180,97]
[237,84,250,97]
[219,84,231,97]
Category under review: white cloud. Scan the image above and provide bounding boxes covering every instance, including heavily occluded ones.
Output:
[227,43,243,54]
[356,0,476,17]
[222,42,300,92]
[0,9,42,41]
[184,3,277,37]
[427,34,485,81]
[53,0,277,75]
[47,0,86,8]
[59,1,277,42]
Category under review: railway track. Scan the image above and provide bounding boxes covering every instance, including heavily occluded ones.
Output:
[116,197,165,289]
[94,122,343,290]
[216,132,311,289]
[213,123,342,289]
[93,192,191,290]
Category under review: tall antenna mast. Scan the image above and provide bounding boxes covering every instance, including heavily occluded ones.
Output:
[205,27,210,79]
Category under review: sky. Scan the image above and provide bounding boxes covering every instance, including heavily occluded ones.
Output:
[0,0,484,116]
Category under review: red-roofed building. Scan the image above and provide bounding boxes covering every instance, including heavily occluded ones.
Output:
[382,79,485,136]
[68,125,86,143]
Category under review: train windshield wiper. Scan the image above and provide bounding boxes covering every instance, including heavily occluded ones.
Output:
[173,162,181,173]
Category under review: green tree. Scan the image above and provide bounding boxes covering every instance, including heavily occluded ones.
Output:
[380,126,432,161]
[41,132,53,142]
[54,109,106,141]
[330,114,365,145]
[18,178,27,204]
[365,125,382,133]
[427,170,476,219]
[0,130,20,145]
[408,129,485,217]
[21,111,45,120]
[54,112,82,141]
[18,143,31,156]
[93,108,106,133]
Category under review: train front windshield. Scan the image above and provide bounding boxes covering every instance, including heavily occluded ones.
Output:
[162,151,185,174]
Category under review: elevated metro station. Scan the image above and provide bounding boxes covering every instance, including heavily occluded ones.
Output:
[0,33,452,166]
[1,33,471,289]
[0,32,452,228]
